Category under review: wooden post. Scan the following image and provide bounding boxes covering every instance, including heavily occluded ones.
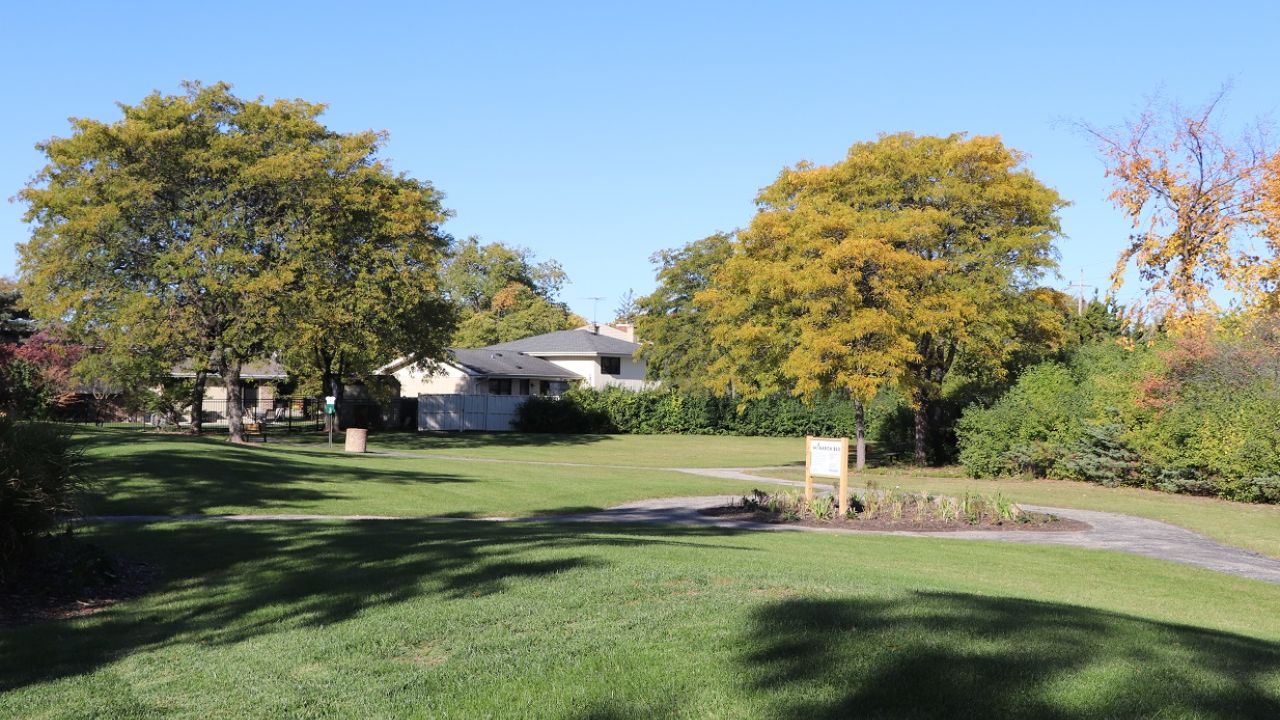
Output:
[838,436,850,517]
[804,435,814,503]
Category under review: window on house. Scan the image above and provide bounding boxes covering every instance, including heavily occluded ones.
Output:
[518,379,531,395]
[489,379,512,395]
[600,356,621,375]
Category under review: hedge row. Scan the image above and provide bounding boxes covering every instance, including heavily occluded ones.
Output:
[513,387,874,437]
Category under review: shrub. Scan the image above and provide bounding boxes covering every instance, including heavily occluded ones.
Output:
[513,386,871,437]
[0,418,87,578]
[957,329,1280,504]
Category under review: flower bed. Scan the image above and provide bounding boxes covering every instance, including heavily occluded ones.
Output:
[700,484,1089,532]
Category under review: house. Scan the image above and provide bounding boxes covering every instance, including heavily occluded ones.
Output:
[383,324,651,397]
[171,358,289,409]
[486,325,649,391]
[384,348,581,398]
[380,324,654,431]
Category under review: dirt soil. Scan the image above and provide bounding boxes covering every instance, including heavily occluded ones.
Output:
[0,539,153,628]
[698,505,1091,533]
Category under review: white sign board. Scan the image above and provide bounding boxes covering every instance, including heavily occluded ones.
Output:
[808,438,845,478]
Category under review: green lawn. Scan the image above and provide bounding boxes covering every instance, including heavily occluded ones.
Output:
[3,520,1279,718]
[14,427,1275,717]
[76,428,763,518]
[751,467,1280,559]
[360,430,805,468]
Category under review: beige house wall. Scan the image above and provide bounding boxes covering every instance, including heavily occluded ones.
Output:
[393,362,476,396]
[538,354,652,391]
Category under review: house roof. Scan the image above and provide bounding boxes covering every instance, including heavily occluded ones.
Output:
[448,348,581,380]
[487,328,640,357]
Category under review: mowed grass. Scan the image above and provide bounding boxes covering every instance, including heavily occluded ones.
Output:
[76,428,762,518]
[752,466,1280,559]
[3,520,1279,719]
[363,430,804,468]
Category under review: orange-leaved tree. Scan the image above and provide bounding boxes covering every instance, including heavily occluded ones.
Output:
[1084,89,1268,323]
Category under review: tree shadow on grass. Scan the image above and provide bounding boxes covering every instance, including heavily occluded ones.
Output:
[740,592,1280,719]
[0,520,752,693]
[82,440,474,516]
[372,430,613,451]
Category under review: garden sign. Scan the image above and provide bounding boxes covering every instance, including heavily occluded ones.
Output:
[805,436,850,516]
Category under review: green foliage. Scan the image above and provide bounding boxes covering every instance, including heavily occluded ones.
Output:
[0,278,35,344]
[18,81,454,441]
[0,356,54,420]
[126,380,195,428]
[634,233,734,389]
[740,485,1038,526]
[442,238,581,348]
[0,419,86,576]
[513,386,888,437]
[697,133,1069,465]
[957,320,1280,503]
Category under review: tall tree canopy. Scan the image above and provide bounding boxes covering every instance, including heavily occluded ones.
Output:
[441,238,582,347]
[276,142,454,407]
[635,233,733,389]
[18,82,453,441]
[700,133,1068,464]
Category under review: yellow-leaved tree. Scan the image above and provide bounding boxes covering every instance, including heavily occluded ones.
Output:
[700,133,1067,465]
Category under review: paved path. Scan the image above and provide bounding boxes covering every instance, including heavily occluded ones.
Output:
[544,494,1280,585]
[79,455,1280,585]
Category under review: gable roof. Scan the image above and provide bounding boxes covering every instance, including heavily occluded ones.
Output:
[447,348,581,380]
[487,328,640,356]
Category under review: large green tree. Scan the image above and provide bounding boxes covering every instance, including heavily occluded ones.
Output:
[701,133,1068,465]
[19,82,452,442]
[442,238,581,347]
[277,142,455,414]
[635,233,733,389]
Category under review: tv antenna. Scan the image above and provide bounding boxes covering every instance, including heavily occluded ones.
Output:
[584,296,605,326]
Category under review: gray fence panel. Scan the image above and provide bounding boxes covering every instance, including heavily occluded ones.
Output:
[417,394,528,432]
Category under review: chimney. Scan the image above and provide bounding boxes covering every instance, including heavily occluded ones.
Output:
[616,323,635,342]
[591,323,599,334]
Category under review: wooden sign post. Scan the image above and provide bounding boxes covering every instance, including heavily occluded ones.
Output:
[805,436,850,516]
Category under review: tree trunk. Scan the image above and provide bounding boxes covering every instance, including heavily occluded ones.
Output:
[854,400,866,471]
[223,360,246,443]
[912,389,929,466]
[189,370,207,435]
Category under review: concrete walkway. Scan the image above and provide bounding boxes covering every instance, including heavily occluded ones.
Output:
[544,494,1280,585]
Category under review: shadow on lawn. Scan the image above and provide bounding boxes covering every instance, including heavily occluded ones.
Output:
[372,430,612,452]
[0,520,748,693]
[81,438,473,516]
[741,593,1280,719]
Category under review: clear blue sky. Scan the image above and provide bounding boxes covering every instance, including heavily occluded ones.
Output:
[2,1,1277,319]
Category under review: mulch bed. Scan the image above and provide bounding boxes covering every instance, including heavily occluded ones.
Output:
[0,537,153,628]
[699,505,1091,532]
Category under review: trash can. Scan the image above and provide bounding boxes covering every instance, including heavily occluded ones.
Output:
[344,428,368,453]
